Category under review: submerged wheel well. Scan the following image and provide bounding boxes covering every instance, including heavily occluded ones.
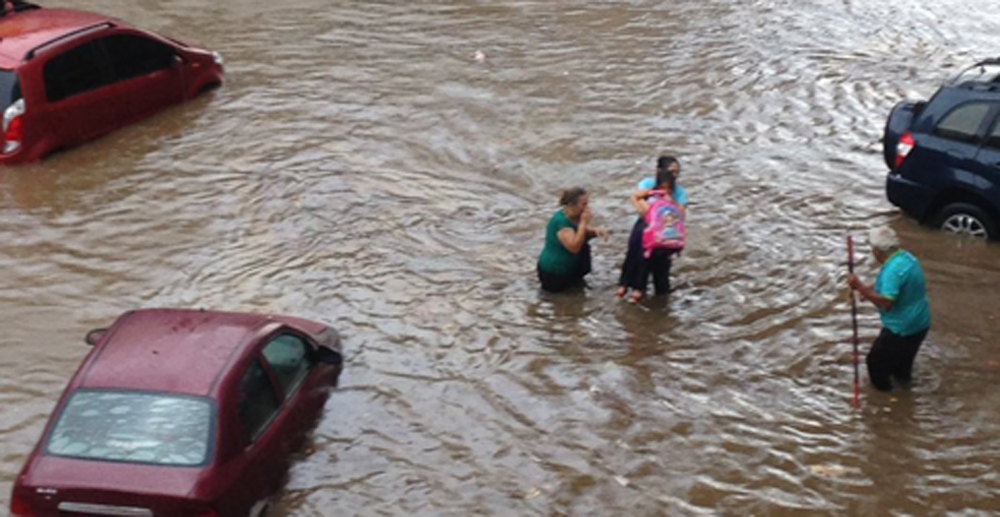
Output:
[196,81,222,95]
[924,188,1000,225]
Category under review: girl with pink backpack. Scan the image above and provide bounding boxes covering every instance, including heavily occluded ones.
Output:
[615,157,687,303]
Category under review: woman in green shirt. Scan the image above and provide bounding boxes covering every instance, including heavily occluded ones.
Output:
[537,188,608,292]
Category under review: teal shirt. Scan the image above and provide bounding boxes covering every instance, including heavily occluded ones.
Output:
[874,250,931,336]
[538,210,581,275]
[674,185,688,206]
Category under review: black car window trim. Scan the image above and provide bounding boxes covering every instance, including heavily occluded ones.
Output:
[100,32,179,83]
[981,107,1000,150]
[42,37,115,103]
[0,70,21,105]
[933,101,996,144]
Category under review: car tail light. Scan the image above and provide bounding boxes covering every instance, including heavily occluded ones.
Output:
[2,98,25,154]
[894,131,915,169]
[9,485,35,516]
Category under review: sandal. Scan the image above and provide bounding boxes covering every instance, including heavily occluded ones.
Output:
[615,287,627,299]
[628,291,643,304]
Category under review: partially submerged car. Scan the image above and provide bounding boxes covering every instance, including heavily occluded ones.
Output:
[884,58,1000,240]
[10,308,343,517]
[0,1,224,164]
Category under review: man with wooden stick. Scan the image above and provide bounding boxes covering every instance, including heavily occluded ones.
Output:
[847,226,931,391]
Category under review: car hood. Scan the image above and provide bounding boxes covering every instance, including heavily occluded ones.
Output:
[24,455,204,498]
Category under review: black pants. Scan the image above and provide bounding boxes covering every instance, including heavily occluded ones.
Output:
[618,217,673,295]
[538,243,592,293]
[866,327,928,391]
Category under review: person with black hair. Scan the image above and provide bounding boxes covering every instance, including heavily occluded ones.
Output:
[537,187,608,292]
[616,156,688,302]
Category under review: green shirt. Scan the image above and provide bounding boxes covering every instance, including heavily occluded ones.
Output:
[538,210,581,275]
[874,249,931,336]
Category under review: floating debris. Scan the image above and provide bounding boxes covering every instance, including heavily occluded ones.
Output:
[810,464,847,478]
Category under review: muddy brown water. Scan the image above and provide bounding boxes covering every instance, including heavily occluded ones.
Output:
[2,1,999,515]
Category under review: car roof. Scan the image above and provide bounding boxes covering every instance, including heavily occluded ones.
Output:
[78,309,310,397]
[0,8,116,67]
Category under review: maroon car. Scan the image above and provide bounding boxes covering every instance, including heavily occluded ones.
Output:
[10,309,343,517]
[0,1,224,164]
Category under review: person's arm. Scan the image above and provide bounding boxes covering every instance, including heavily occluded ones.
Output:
[557,209,592,253]
[630,190,651,216]
[847,274,895,312]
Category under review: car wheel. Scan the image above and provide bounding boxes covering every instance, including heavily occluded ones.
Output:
[934,203,996,240]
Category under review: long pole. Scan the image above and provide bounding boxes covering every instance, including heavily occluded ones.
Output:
[847,236,861,408]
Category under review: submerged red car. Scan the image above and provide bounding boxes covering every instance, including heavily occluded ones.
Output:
[10,309,343,517]
[0,1,224,164]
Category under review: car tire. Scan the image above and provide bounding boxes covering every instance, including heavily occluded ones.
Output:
[933,203,997,240]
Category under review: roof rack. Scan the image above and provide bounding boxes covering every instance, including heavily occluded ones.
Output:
[948,58,1000,88]
[25,21,113,60]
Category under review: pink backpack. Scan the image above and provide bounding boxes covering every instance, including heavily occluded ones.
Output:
[642,193,686,258]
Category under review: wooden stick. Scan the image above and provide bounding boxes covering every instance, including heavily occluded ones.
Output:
[847,236,861,408]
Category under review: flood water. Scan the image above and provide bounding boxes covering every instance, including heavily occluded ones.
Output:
[2,1,999,515]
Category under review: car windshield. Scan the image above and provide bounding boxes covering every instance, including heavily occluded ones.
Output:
[0,70,20,105]
[46,390,212,467]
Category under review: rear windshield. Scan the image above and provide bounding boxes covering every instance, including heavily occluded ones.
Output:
[0,70,19,106]
[46,390,213,467]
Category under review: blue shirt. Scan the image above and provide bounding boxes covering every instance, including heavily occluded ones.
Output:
[638,179,687,206]
[874,250,931,336]
[674,185,688,207]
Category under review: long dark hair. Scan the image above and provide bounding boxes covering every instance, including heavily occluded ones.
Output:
[560,187,587,206]
[655,155,679,195]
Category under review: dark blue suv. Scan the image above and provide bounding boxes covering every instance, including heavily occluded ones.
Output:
[884,59,1000,240]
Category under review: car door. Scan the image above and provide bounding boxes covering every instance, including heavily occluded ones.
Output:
[907,101,996,190]
[229,334,323,514]
[99,32,184,125]
[36,37,117,148]
[232,358,285,515]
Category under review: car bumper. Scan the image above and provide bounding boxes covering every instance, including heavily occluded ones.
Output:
[886,171,934,221]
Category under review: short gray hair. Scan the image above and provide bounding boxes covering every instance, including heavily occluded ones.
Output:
[868,226,900,255]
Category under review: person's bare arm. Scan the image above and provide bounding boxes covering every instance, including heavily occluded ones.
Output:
[630,190,651,216]
[847,273,895,312]
[557,209,592,253]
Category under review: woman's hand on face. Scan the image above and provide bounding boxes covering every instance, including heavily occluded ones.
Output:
[580,207,594,224]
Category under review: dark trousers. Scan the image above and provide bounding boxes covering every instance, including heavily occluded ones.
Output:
[618,217,673,295]
[866,327,928,391]
[538,243,592,293]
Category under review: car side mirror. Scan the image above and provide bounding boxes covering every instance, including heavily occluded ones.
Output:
[85,328,108,346]
[315,347,342,367]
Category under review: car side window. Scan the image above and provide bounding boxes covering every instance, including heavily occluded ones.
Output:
[102,34,176,82]
[238,359,281,441]
[985,117,1000,149]
[262,334,315,396]
[934,102,993,143]
[43,40,108,102]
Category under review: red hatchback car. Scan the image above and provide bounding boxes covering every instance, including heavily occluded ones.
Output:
[0,1,224,164]
[10,309,343,517]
